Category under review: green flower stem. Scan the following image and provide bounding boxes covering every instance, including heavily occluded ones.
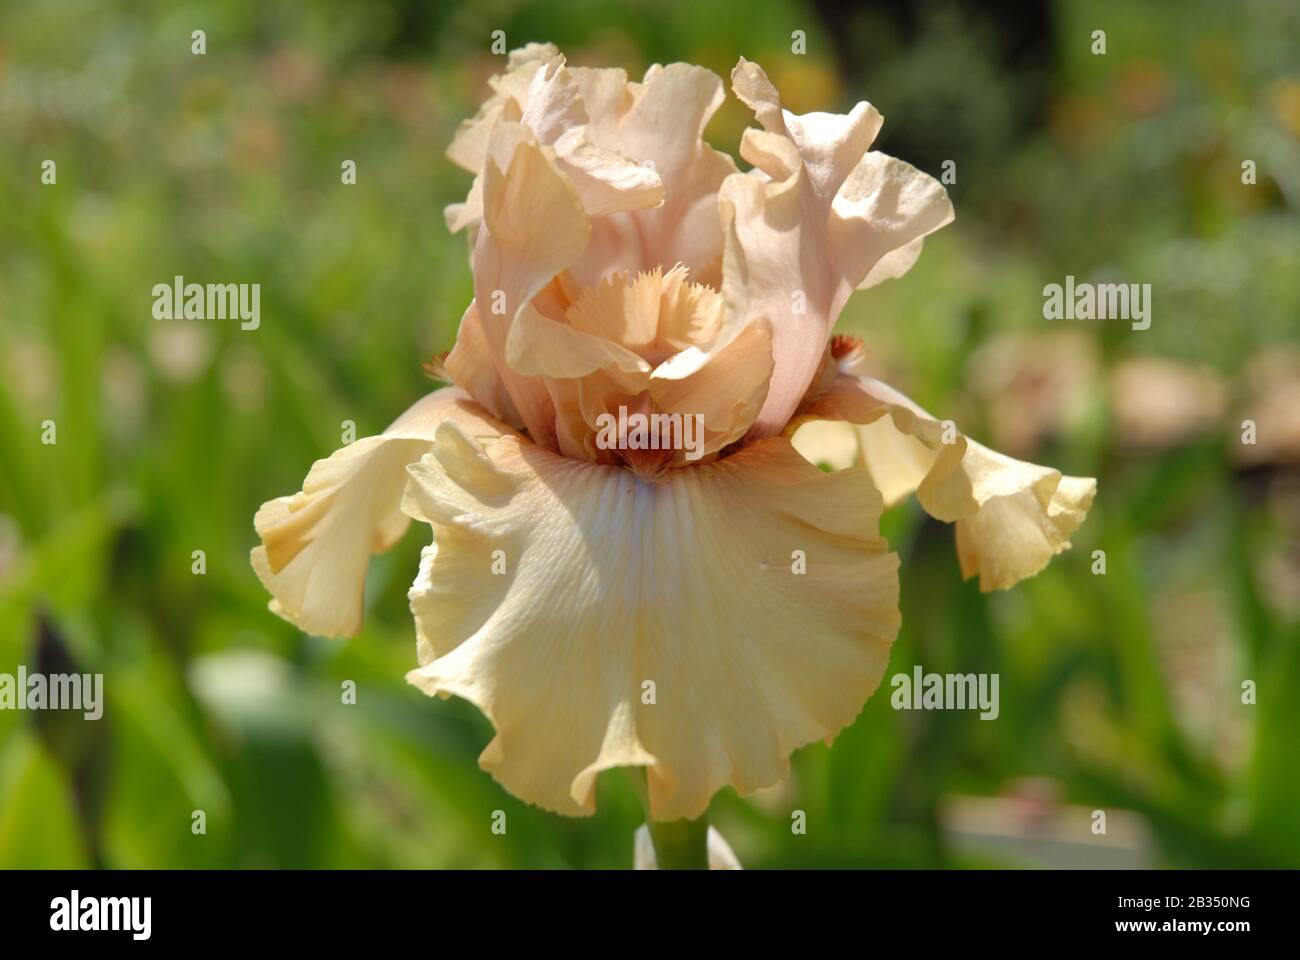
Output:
[625,768,709,869]
[647,814,710,870]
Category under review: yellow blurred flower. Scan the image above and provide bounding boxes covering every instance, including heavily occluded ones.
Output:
[1272,78,1300,139]
[1110,356,1227,450]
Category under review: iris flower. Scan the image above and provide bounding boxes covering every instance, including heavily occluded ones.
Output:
[251,46,1095,830]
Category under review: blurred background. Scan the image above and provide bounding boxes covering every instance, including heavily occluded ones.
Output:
[1,0,1297,869]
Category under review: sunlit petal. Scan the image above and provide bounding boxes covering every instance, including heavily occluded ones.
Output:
[403,423,899,820]
[472,122,591,446]
[250,389,509,637]
[792,372,1096,591]
[725,58,954,438]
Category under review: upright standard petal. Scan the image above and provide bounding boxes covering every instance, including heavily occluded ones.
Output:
[603,63,737,282]
[447,49,664,232]
[725,58,954,438]
[471,122,592,448]
[250,389,508,637]
[561,63,738,288]
[791,372,1096,591]
[403,423,899,821]
[446,44,560,173]
[443,301,524,430]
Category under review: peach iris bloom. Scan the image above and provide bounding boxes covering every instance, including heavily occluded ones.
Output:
[251,46,1096,822]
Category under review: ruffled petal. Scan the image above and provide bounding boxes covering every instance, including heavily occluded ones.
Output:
[493,266,772,468]
[724,58,954,438]
[790,372,1096,591]
[472,122,591,447]
[559,63,738,288]
[552,130,664,219]
[445,45,558,173]
[443,301,523,429]
[523,58,665,218]
[830,152,953,293]
[858,237,923,290]
[604,63,738,281]
[507,303,651,387]
[447,49,664,230]
[250,389,509,637]
[403,424,899,820]
[505,303,652,461]
[648,316,773,457]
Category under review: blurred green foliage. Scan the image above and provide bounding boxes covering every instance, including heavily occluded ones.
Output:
[1,0,1297,868]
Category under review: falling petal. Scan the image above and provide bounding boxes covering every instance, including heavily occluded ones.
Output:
[792,372,1095,591]
[251,389,510,636]
[403,422,899,820]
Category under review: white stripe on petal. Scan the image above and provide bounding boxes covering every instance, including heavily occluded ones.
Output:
[404,424,899,820]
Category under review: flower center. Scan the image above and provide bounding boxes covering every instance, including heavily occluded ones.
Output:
[564,264,723,367]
